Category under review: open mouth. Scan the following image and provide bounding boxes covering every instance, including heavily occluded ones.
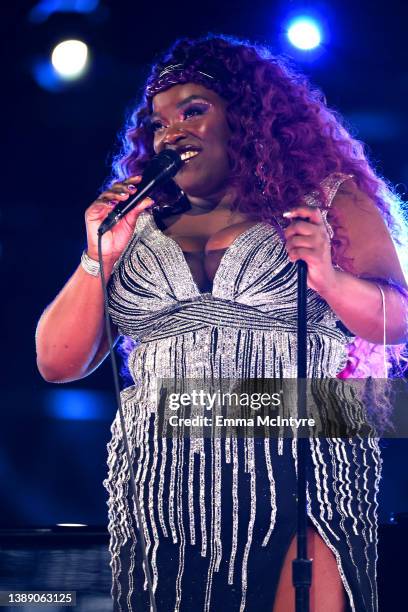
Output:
[179,150,200,163]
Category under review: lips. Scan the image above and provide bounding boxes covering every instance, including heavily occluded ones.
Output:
[180,150,200,162]
[174,146,202,164]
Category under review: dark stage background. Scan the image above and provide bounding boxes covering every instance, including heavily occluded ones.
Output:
[1,0,408,535]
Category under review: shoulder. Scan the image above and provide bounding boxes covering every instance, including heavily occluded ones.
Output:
[328,177,390,241]
[330,177,380,216]
[328,178,388,244]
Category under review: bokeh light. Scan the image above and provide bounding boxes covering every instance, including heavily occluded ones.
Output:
[287,17,322,50]
[51,39,89,78]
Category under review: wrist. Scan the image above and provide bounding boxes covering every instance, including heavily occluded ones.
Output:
[86,249,117,266]
[81,250,116,277]
[80,251,100,277]
[315,267,343,300]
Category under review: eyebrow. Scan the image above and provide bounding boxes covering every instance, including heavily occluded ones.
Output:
[150,95,212,121]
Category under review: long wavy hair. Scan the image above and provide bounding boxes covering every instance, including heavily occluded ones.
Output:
[112,34,408,429]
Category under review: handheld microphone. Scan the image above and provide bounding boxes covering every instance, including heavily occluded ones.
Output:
[98,149,183,236]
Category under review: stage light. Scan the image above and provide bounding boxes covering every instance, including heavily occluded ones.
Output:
[287,18,322,50]
[45,389,112,420]
[51,39,88,79]
[29,0,99,24]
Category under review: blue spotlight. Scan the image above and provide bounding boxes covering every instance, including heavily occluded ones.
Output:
[287,17,322,50]
[32,58,66,92]
[29,0,99,24]
[45,389,113,420]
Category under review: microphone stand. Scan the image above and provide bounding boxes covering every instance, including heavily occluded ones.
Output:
[292,259,312,611]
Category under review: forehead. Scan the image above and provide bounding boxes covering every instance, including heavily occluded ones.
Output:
[151,83,225,115]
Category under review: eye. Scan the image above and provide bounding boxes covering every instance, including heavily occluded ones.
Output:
[150,120,165,133]
[182,104,208,120]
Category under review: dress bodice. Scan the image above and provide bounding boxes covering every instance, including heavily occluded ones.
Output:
[108,208,349,346]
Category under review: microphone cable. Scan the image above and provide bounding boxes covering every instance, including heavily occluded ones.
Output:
[98,234,157,612]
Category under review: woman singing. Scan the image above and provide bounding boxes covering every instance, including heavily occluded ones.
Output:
[36,35,408,611]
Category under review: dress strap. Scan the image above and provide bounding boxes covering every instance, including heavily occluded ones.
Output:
[320,172,354,209]
[304,173,354,240]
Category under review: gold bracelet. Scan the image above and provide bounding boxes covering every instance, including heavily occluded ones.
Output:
[80,250,100,277]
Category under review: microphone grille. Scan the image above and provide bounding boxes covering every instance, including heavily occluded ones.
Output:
[156,149,183,173]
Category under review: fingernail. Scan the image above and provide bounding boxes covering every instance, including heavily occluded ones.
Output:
[127,184,137,192]
[119,191,128,196]
[282,211,293,218]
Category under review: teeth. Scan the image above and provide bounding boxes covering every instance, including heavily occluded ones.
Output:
[180,150,200,161]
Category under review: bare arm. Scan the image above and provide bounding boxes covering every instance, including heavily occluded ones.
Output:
[36,262,118,382]
[36,175,154,383]
[319,269,407,344]
[323,180,408,344]
[284,179,408,344]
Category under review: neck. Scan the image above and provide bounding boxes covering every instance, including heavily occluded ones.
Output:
[185,188,236,216]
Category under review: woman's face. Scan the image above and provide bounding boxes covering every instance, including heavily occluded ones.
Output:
[150,83,231,199]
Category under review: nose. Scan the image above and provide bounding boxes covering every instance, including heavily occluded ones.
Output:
[155,124,187,153]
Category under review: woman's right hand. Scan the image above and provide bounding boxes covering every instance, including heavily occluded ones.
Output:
[85,175,154,264]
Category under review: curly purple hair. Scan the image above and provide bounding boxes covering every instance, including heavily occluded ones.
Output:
[112,34,408,428]
[114,35,401,225]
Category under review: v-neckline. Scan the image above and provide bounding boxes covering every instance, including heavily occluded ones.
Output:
[147,213,266,297]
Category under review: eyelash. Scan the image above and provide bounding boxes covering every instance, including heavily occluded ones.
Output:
[150,104,208,133]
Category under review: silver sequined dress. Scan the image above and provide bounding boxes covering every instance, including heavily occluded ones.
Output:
[104,174,381,612]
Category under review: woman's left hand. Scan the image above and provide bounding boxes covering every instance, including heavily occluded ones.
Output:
[283,206,336,294]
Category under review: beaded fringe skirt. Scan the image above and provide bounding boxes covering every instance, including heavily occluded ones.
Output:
[103,329,381,612]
